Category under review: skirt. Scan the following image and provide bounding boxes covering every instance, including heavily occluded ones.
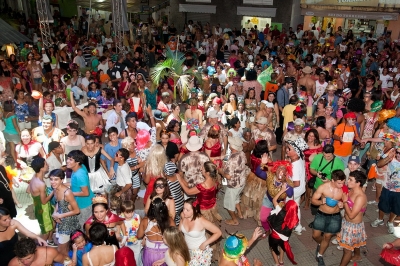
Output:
[88,167,111,194]
[201,205,222,262]
[336,219,367,251]
[240,171,266,225]
[3,132,20,144]
[142,240,168,266]
[189,246,213,266]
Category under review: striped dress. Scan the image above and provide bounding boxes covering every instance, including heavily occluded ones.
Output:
[126,156,141,189]
[167,179,184,225]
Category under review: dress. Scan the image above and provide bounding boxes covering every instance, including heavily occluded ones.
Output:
[0,231,18,265]
[203,141,222,168]
[83,148,110,194]
[32,194,54,234]
[304,147,323,181]
[186,118,200,133]
[181,224,212,266]
[55,189,80,237]
[13,100,30,122]
[142,220,168,266]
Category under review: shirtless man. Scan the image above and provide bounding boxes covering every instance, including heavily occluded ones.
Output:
[8,237,65,266]
[26,158,54,242]
[201,69,211,94]
[311,169,345,266]
[298,66,316,118]
[118,112,138,139]
[286,59,297,78]
[324,105,337,134]
[70,91,103,135]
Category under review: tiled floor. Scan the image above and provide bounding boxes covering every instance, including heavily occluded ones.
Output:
[12,146,397,266]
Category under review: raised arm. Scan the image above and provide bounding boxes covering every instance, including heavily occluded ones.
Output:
[70,91,87,117]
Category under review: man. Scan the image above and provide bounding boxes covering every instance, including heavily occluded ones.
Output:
[105,100,127,134]
[8,237,65,266]
[298,66,316,116]
[106,59,121,89]
[295,27,304,39]
[219,136,250,226]
[314,71,328,106]
[252,117,277,153]
[67,150,94,225]
[119,112,138,139]
[371,146,400,234]
[178,136,210,188]
[70,92,103,135]
[199,110,228,156]
[286,138,308,235]
[337,170,367,266]
[27,158,54,244]
[73,49,86,68]
[115,54,128,73]
[276,77,293,144]
[32,115,65,154]
[311,169,346,266]
[332,112,367,165]
[46,141,65,174]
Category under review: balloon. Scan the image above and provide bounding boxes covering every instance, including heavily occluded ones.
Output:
[31,90,43,99]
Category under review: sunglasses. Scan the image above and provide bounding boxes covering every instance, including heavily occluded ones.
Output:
[396,151,400,155]
[155,183,165,189]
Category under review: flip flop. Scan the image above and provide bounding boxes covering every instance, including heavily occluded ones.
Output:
[224,220,239,226]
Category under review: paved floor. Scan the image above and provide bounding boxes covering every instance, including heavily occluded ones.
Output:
[12,145,397,266]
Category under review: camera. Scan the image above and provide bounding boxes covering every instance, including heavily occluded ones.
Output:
[319,172,327,180]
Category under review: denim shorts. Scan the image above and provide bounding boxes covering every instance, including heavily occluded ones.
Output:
[33,77,42,84]
[378,187,400,216]
[313,210,342,234]
[262,194,274,208]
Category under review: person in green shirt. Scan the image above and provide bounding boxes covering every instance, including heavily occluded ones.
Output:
[20,43,31,61]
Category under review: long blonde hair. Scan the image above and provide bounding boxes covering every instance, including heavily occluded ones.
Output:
[163,227,190,263]
[144,144,167,177]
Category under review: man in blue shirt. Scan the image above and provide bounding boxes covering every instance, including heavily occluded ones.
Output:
[67,150,94,225]
[275,77,293,144]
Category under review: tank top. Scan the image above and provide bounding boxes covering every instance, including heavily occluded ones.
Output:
[32,65,42,78]
[87,245,116,266]
[180,224,206,250]
[0,231,18,265]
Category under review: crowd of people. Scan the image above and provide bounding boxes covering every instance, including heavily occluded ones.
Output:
[0,11,400,266]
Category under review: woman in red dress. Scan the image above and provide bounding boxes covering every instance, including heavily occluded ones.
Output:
[118,70,131,98]
[127,83,145,120]
[203,125,223,168]
[303,129,322,210]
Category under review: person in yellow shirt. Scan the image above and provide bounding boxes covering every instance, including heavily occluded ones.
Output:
[282,95,299,129]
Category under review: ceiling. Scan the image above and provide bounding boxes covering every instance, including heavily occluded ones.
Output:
[75,0,168,13]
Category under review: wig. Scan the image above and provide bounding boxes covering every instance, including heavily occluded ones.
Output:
[282,200,299,230]
[144,144,168,177]
[387,117,400,133]
[271,160,293,177]
[347,98,365,113]
[136,129,150,150]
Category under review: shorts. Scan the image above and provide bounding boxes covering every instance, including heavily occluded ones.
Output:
[3,132,20,144]
[376,178,384,185]
[224,186,244,211]
[33,77,42,84]
[262,194,274,208]
[56,232,70,244]
[336,220,367,251]
[312,210,342,234]
[378,187,400,216]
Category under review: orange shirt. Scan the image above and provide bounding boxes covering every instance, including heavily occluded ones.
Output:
[333,123,359,157]
[264,82,279,100]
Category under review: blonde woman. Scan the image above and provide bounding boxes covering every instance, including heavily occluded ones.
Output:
[143,144,168,205]
[153,226,190,266]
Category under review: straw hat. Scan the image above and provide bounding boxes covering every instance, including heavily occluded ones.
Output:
[186,136,203,152]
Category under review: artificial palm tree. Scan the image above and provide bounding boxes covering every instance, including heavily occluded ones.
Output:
[150,47,201,101]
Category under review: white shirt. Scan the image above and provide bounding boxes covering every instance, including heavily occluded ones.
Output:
[105,110,127,134]
[98,62,109,73]
[105,37,113,49]
[380,74,392,88]
[116,162,132,187]
[314,81,328,104]
[291,159,306,199]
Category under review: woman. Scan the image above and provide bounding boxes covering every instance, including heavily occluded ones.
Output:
[336,96,347,124]
[245,88,258,126]
[137,197,175,266]
[184,98,203,133]
[81,135,115,194]
[178,197,222,265]
[27,56,44,93]
[61,121,86,160]
[127,83,145,121]
[0,207,47,265]
[144,177,176,220]
[159,82,174,102]
[50,74,66,96]
[155,226,190,266]
[82,223,118,266]
[314,99,326,119]
[20,69,32,93]
[59,44,70,74]
[167,103,182,125]
[118,70,131,98]
[143,144,168,205]
[50,169,80,256]
[3,101,20,164]
[303,129,322,210]
[160,130,180,163]
[315,116,331,146]
[358,101,381,160]
[167,120,182,147]
[13,89,31,131]
[48,46,59,74]
[136,106,157,161]
[222,93,238,126]
[84,196,125,247]
[16,129,45,167]
[121,136,143,202]
[203,124,223,168]
[70,70,82,88]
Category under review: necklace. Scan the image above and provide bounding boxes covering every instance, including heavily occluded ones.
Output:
[0,171,11,192]
[0,226,8,232]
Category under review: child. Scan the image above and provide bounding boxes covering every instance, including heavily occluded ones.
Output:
[54,91,71,107]
[68,230,92,266]
[114,148,133,202]
[344,156,365,190]
[120,200,142,266]
[87,82,101,101]
[97,88,115,107]
[39,96,58,127]
[268,183,299,265]
[163,162,184,225]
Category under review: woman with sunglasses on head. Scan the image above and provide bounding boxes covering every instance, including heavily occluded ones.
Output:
[144,177,176,221]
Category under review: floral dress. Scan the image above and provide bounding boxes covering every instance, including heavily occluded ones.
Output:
[13,100,29,122]
[56,188,80,237]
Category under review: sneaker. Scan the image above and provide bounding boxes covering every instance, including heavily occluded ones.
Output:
[315,244,320,260]
[317,256,325,266]
[368,200,378,205]
[293,230,302,236]
[388,222,394,234]
[331,238,338,245]
[46,240,57,247]
[371,219,384,227]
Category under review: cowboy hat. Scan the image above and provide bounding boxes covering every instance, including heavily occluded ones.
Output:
[186,136,203,152]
